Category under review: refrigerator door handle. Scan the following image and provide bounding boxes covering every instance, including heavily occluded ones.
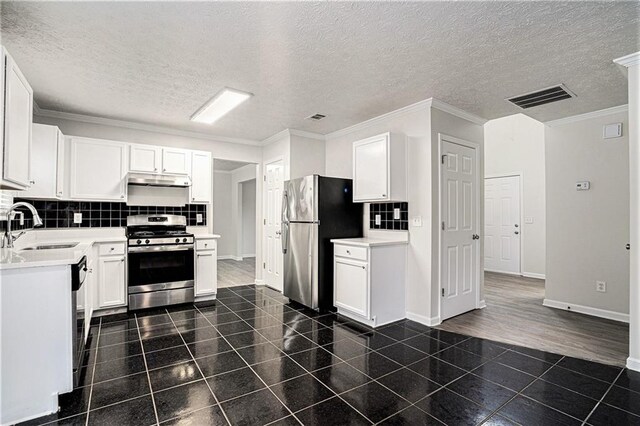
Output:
[281,190,289,254]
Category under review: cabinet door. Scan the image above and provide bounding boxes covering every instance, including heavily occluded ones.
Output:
[130,144,161,173]
[353,135,389,202]
[22,124,58,198]
[69,138,127,200]
[55,129,65,198]
[2,51,33,189]
[84,259,95,341]
[98,256,126,308]
[195,251,217,296]
[190,151,212,203]
[162,148,190,175]
[334,257,369,318]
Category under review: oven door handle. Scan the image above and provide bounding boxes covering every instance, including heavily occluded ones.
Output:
[128,245,194,253]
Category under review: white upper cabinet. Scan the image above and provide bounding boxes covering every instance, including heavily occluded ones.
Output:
[69,137,127,201]
[352,132,407,203]
[130,144,161,173]
[190,150,212,204]
[22,124,64,199]
[162,148,190,175]
[1,47,33,190]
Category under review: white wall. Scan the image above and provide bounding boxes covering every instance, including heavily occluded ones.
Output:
[213,171,233,257]
[290,133,326,178]
[325,100,485,325]
[242,179,257,256]
[545,109,629,317]
[231,165,257,260]
[484,114,546,278]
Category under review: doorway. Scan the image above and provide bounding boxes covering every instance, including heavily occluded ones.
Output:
[440,135,481,321]
[484,175,521,275]
[212,159,258,287]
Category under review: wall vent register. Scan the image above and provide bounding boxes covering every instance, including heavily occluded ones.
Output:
[305,113,326,121]
[507,84,575,109]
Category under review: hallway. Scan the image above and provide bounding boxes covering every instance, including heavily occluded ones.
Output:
[217,257,256,288]
[437,272,629,366]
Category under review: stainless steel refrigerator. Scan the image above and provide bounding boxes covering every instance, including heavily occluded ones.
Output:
[282,175,363,311]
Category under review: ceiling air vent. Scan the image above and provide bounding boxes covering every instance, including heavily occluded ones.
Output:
[507,84,576,109]
[306,113,326,121]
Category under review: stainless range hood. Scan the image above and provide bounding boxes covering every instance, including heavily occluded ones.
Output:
[127,173,191,188]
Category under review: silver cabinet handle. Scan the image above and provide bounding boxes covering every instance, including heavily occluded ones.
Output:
[120,195,125,199]
[346,250,351,255]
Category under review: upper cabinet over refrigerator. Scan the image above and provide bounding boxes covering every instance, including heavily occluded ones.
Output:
[0,46,33,190]
[352,132,407,203]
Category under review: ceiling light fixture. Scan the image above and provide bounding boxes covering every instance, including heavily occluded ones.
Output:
[191,87,253,124]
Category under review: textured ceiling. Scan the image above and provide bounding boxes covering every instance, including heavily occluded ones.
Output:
[214,158,254,172]
[1,2,638,141]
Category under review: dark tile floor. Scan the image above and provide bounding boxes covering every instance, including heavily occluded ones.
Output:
[21,285,640,426]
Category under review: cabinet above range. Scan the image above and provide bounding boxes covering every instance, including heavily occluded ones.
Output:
[17,125,212,204]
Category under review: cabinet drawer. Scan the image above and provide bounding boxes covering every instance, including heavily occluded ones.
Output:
[99,242,126,256]
[196,239,217,251]
[334,244,368,261]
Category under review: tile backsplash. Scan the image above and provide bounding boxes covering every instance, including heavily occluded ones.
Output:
[0,199,207,231]
[369,202,408,230]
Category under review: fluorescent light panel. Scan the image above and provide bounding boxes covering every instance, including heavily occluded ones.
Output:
[191,87,252,124]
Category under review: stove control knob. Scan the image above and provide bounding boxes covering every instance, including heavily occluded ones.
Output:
[175,238,180,243]
[183,238,187,243]
[145,239,150,244]
[136,239,142,245]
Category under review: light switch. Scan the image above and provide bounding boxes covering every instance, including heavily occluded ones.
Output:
[525,217,534,224]
[394,208,400,220]
[576,181,590,191]
[411,216,422,227]
[375,214,381,225]
[196,213,203,223]
[74,213,82,224]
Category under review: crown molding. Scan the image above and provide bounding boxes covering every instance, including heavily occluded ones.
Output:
[33,104,262,146]
[288,129,325,141]
[429,98,488,126]
[614,51,640,68]
[325,99,432,139]
[261,129,291,146]
[544,104,628,127]
[325,97,486,140]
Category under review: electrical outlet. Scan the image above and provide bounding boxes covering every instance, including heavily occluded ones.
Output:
[196,213,203,223]
[74,213,82,224]
[412,216,422,227]
[596,281,606,293]
[375,214,381,225]
[393,208,400,220]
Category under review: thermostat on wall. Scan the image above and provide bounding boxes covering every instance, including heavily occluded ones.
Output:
[603,123,622,139]
[576,181,590,191]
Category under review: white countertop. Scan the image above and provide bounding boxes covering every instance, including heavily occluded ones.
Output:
[330,237,409,247]
[194,233,221,239]
[0,229,127,271]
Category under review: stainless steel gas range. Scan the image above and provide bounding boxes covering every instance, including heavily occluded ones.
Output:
[126,214,195,310]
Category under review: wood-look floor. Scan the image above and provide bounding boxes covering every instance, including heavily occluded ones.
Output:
[218,257,256,288]
[436,272,629,366]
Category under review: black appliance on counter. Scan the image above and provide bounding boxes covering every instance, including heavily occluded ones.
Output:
[126,214,194,310]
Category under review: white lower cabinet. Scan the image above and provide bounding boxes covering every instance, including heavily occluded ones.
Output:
[333,240,407,327]
[96,243,127,309]
[195,238,217,297]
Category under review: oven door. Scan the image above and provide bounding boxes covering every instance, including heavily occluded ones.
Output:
[128,246,194,293]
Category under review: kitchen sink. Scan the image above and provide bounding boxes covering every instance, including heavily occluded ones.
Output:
[21,243,80,251]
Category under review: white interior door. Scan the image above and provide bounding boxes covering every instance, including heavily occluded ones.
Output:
[441,139,479,321]
[484,176,521,274]
[264,160,284,291]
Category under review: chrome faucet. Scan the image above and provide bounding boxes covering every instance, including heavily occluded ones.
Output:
[2,202,43,248]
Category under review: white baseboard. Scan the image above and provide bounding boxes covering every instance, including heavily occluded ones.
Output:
[522,272,546,280]
[627,357,640,372]
[406,311,441,327]
[478,300,487,309]
[254,279,266,286]
[242,253,256,258]
[217,255,233,260]
[485,269,520,276]
[543,299,629,323]
[195,294,217,302]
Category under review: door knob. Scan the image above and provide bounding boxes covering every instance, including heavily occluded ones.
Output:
[627,244,631,250]
[514,231,519,235]
[514,224,519,228]
[472,234,480,240]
